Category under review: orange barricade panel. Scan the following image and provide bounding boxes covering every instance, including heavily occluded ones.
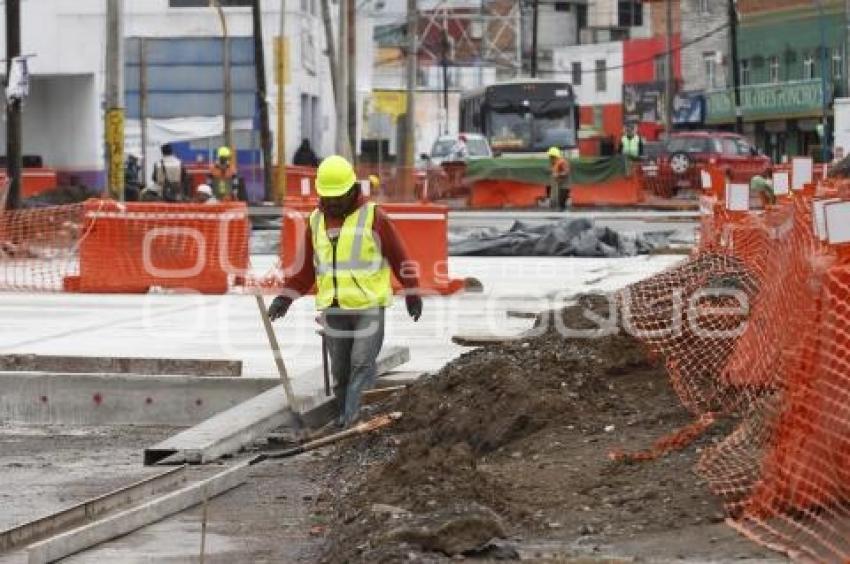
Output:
[74,199,249,294]
[469,180,546,208]
[571,176,642,207]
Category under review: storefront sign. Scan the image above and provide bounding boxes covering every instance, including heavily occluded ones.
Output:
[706,80,827,124]
[623,82,665,124]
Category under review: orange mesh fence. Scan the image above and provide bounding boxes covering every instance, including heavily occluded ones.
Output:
[620,185,850,560]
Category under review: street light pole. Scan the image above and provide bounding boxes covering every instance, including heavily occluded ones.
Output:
[105,0,125,201]
[728,0,743,134]
[815,0,830,164]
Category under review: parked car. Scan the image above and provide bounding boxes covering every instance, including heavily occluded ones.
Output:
[420,133,492,199]
[641,131,772,194]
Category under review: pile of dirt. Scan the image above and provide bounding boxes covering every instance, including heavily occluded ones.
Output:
[312,298,779,563]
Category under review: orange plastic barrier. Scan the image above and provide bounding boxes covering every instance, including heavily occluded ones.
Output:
[469,180,545,208]
[67,199,249,294]
[571,176,642,207]
[279,202,464,295]
[0,168,59,198]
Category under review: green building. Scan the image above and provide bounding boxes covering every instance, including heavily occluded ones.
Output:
[705,1,846,162]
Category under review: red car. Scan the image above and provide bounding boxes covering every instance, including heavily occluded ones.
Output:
[645,131,772,193]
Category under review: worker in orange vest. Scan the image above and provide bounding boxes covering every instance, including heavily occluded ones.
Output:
[548,146,571,210]
[207,146,240,201]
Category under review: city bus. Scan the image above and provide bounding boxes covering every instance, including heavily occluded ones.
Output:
[459,80,579,156]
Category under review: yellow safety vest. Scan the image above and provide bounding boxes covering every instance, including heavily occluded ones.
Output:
[621,135,641,158]
[310,202,393,310]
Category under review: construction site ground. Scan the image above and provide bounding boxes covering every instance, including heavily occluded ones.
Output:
[0,210,782,562]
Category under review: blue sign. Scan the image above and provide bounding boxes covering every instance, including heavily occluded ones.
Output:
[673,92,705,125]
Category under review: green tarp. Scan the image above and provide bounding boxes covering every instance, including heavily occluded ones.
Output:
[464,156,630,185]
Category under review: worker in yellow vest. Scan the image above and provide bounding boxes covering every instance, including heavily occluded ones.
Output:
[267,156,423,428]
[620,124,643,160]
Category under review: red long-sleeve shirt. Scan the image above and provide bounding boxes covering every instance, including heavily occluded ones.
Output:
[281,197,420,299]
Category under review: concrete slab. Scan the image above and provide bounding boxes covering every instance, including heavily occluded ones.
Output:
[143,347,410,466]
[26,463,249,564]
[0,373,277,426]
[0,354,241,377]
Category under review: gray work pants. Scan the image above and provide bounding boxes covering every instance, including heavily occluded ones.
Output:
[323,307,385,427]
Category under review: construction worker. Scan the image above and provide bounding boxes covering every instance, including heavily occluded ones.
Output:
[750,168,776,207]
[620,124,643,160]
[152,144,188,202]
[267,155,423,428]
[207,146,238,201]
[548,146,570,210]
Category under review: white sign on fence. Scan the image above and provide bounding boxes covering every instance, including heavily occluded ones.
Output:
[792,157,813,191]
[773,171,790,196]
[824,201,850,244]
[726,183,750,211]
[813,198,841,241]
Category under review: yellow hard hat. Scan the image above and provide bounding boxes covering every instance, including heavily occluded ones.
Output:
[316,155,357,197]
[547,147,562,158]
[217,146,232,160]
[368,174,380,189]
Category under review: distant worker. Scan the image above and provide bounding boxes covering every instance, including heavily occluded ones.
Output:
[207,146,239,201]
[450,134,469,161]
[750,168,776,207]
[548,146,571,211]
[620,124,644,160]
[194,184,217,205]
[124,154,142,202]
[152,143,188,202]
[293,138,320,168]
[267,155,423,429]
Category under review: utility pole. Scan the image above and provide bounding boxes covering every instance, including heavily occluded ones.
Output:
[728,0,743,134]
[815,0,829,164]
[347,0,357,163]
[404,0,417,195]
[252,0,273,202]
[320,0,342,155]
[4,0,22,210]
[276,0,286,198]
[664,0,674,135]
[105,0,125,201]
[531,0,539,78]
[337,0,350,158]
[441,12,450,134]
[213,1,233,151]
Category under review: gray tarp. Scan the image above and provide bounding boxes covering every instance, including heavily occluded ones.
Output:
[448,219,672,258]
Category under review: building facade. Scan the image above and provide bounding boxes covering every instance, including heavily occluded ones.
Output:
[705,0,846,162]
[0,0,336,198]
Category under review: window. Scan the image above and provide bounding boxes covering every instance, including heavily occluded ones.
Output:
[169,0,251,6]
[301,0,308,11]
[618,1,643,27]
[834,47,843,79]
[576,4,588,30]
[595,59,606,92]
[720,138,739,156]
[740,59,750,86]
[667,136,713,154]
[703,52,717,88]
[655,55,667,81]
[555,2,570,11]
[803,53,815,79]
[769,55,779,83]
[302,29,316,74]
[699,0,710,14]
[571,62,582,86]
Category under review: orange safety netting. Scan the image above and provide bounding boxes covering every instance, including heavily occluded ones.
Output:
[620,178,850,561]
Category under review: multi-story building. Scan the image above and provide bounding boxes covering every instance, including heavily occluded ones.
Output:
[705,0,846,161]
[0,0,336,199]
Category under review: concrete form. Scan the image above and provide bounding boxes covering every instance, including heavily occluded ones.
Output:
[144,347,410,465]
[26,463,249,564]
[0,372,277,426]
[0,354,241,377]
[0,466,187,553]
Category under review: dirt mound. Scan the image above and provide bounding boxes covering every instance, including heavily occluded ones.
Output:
[314,299,778,563]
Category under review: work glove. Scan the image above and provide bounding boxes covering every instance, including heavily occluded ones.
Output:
[405,294,423,322]
[267,296,293,322]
